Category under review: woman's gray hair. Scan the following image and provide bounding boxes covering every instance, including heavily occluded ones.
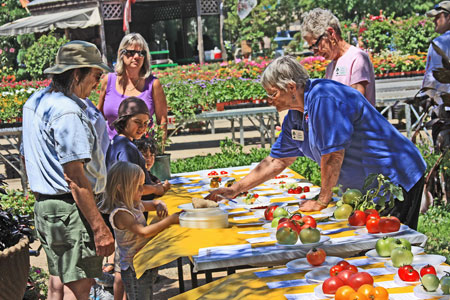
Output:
[261,56,309,91]
[115,33,152,78]
[300,8,342,39]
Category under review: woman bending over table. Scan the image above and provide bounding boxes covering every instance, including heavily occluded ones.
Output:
[301,8,376,106]
[207,56,426,230]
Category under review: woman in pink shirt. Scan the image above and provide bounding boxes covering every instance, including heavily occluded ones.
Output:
[301,8,376,106]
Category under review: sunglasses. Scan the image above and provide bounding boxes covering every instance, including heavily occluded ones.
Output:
[308,33,326,51]
[122,49,146,58]
[267,90,278,99]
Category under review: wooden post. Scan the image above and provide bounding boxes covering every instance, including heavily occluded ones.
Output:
[196,0,204,64]
[219,0,227,61]
[97,1,108,64]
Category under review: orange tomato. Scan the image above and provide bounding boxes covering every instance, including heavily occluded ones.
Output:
[357,284,375,298]
[335,285,355,300]
[373,286,389,300]
[348,291,369,300]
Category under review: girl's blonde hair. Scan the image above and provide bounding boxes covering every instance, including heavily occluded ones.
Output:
[100,161,144,213]
[115,32,152,78]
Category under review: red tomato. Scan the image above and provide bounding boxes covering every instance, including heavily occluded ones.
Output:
[264,205,279,221]
[288,188,295,194]
[378,216,401,233]
[343,264,358,273]
[303,186,310,192]
[330,265,345,276]
[294,189,300,194]
[366,217,380,233]
[296,186,303,193]
[420,265,437,277]
[301,215,317,228]
[300,195,306,199]
[323,276,345,294]
[348,272,374,291]
[220,170,228,175]
[348,210,366,226]
[253,193,259,199]
[336,260,350,268]
[398,265,420,282]
[290,213,303,221]
[306,247,327,266]
[364,209,379,218]
[277,219,301,234]
[337,269,357,285]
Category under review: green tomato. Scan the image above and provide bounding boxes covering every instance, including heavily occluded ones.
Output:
[271,217,281,228]
[440,276,450,295]
[276,227,298,245]
[389,238,411,253]
[375,237,395,257]
[299,227,321,244]
[342,189,362,205]
[273,207,289,218]
[421,274,440,292]
[334,204,353,219]
[390,247,413,268]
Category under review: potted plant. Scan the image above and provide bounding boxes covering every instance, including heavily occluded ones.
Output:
[149,124,172,180]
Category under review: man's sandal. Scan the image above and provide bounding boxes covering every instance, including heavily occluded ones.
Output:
[102,263,114,274]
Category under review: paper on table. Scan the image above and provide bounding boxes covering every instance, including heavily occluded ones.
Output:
[267,278,310,289]
[254,267,298,278]
[169,177,192,184]
[246,236,275,244]
[374,281,397,288]
[366,268,396,276]
[197,244,252,258]
[238,229,274,234]
[233,215,258,221]
[284,293,315,300]
[389,293,416,300]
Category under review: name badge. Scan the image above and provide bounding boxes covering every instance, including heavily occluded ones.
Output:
[291,129,304,141]
[335,66,347,76]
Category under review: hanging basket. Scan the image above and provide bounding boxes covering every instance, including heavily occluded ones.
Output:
[0,236,30,300]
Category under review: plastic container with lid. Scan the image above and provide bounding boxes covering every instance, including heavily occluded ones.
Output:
[179,210,228,229]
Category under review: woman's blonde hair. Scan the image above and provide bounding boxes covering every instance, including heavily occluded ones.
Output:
[115,33,152,78]
[300,8,342,40]
[100,161,144,213]
[261,56,309,91]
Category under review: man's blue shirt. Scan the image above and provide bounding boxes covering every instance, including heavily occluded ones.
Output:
[271,79,426,192]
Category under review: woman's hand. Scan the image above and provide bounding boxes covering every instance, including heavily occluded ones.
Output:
[298,200,327,212]
[154,200,168,218]
[205,187,238,202]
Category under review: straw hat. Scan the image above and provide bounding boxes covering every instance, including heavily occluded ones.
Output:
[44,40,113,74]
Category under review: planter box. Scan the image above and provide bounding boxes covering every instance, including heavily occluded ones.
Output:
[0,237,30,300]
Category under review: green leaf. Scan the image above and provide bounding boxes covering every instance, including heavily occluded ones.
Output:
[363,173,378,190]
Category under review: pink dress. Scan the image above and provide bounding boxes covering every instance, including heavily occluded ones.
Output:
[325,46,376,106]
[103,73,157,139]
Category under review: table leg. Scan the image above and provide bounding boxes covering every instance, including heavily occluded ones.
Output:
[211,120,215,134]
[231,119,235,141]
[270,115,275,145]
[189,260,198,289]
[177,257,185,293]
[239,117,244,146]
[258,116,265,148]
[227,267,236,275]
[405,104,411,138]
[205,271,213,283]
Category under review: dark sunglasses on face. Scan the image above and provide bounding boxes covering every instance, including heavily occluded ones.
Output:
[122,49,146,58]
[308,33,326,51]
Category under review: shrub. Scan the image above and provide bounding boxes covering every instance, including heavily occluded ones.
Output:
[0,190,35,217]
[23,32,69,79]
[417,204,450,263]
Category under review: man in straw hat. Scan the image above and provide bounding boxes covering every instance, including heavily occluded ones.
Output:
[22,41,115,299]
[422,1,450,101]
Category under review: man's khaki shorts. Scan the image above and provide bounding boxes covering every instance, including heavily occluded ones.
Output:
[35,199,103,283]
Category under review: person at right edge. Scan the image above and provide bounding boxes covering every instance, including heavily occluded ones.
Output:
[422,1,450,104]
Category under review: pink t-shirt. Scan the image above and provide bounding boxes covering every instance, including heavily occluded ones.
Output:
[325,46,376,106]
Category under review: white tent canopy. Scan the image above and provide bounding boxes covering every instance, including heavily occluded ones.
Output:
[0,7,100,36]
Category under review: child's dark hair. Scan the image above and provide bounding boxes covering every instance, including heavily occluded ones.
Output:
[134,137,157,154]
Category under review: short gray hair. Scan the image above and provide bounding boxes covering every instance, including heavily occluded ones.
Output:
[300,8,342,39]
[261,56,309,91]
[115,33,152,78]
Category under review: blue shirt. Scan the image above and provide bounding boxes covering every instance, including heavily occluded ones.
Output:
[22,87,107,195]
[81,98,110,156]
[271,79,426,192]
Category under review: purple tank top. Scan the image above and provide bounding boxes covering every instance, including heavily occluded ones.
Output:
[103,72,156,139]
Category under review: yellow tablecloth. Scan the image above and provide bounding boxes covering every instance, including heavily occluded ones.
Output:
[170,257,442,300]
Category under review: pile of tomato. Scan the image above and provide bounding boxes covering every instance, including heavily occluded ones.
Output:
[274,174,289,179]
[348,209,401,234]
[207,170,228,177]
[323,260,389,300]
[398,264,436,282]
[287,185,310,194]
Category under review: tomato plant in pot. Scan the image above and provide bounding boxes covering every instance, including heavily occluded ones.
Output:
[149,124,173,180]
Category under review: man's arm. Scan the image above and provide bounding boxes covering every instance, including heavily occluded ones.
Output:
[63,161,114,257]
[299,149,345,211]
[206,155,297,200]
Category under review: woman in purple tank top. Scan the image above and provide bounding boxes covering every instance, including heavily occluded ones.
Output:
[98,33,168,140]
